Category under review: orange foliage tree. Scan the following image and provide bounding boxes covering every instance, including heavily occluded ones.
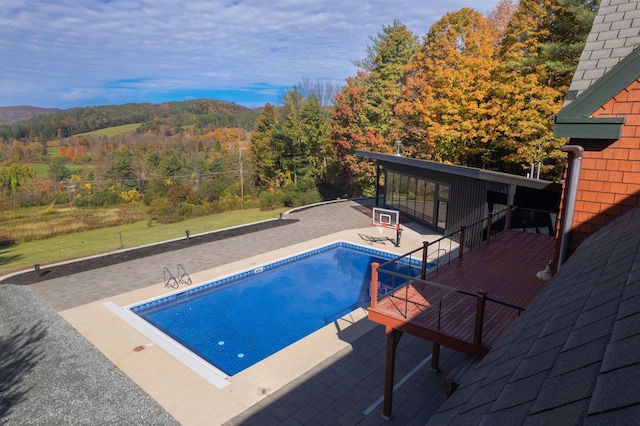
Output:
[397,8,499,167]
[329,72,388,197]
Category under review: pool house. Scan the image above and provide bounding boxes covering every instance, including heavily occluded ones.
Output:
[356,150,562,239]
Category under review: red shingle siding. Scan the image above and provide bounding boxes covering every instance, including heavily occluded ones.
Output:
[565,79,640,257]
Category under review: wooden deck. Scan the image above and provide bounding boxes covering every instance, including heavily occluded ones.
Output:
[368,229,556,355]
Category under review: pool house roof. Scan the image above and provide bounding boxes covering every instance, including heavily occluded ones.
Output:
[356,150,556,191]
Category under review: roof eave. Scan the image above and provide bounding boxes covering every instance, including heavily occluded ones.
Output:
[554,48,640,140]
[356,150,557,190]
[553,117,624,139]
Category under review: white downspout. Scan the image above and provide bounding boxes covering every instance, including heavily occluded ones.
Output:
[558,145,584,269]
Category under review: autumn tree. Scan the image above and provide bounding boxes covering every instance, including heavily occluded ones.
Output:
[488,0,518,47]
[397,8,498,166]
[329,72,386,196]
[329,21,418,196]
[488,0,598,177]
[0,164,34,213]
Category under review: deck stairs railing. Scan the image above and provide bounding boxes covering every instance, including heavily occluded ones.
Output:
[163,264,192,289]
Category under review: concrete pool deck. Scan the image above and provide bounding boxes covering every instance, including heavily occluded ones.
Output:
[5,199,467,425]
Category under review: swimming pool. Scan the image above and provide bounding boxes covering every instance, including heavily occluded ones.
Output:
[129,241,426,377]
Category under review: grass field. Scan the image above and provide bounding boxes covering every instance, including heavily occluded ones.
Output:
[75,123,141,138]
[28,161,92,178]
[0,207,287,276]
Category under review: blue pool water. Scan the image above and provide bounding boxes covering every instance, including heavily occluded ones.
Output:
[130,242,427,376]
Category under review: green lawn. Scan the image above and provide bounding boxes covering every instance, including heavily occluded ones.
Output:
[0,207,287,276]
[28,161,92,178]
[76,123,141,138]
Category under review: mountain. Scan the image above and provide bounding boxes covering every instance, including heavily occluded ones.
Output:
[0,105,62,124]
[0,99,261,142]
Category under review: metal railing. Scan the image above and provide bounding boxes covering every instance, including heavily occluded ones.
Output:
[370,261,525,348]
[164,264,192,289]
[368,206,554,348]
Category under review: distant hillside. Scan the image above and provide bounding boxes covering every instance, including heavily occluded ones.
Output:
[0,105,61,124]
[0,99,260,142]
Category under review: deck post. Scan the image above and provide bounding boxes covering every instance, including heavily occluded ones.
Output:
[458,226,465,259]
[382,328,402,420]
[375,163,381,205]
[421,241,429,280]
[370,262,380,308]
[486,212,493,242]
[473,291,487,347]
[431,343,440,371]
[506,205,513,230]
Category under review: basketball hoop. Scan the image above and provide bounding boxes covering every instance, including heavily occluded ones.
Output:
[372,208,400,231]
[371,207,402,247]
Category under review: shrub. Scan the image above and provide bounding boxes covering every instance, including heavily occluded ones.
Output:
[147,197,176,223]
[259,190,284,210]
[119,188,143,203]
[280,185,322,207]
[166,184,200,205]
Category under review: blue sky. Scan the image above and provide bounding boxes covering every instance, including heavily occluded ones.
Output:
[1,0,500,109]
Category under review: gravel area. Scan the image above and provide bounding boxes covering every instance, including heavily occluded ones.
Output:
[0,285,179,425]
[0,217,300,424]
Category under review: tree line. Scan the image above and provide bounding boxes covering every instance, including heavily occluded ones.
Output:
[0,98,259,142]
[253,0,598,197]
[0,0,598,228]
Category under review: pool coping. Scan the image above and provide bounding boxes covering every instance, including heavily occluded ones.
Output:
[59,226,446,425]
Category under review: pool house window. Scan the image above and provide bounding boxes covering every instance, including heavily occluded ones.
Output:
[386,171,449,232]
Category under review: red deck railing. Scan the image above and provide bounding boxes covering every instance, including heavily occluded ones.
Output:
[368,206,556,352]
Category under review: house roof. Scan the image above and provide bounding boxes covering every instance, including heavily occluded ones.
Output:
[554,0,640,140]
[427,205,640,425]
[355,150,557,191]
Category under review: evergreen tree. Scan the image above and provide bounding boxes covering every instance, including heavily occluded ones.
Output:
[329,21,418,196]
[299,94,330,182]
[251,103,279,189]
[355,20,420,144]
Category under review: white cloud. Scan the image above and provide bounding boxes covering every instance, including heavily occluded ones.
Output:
[0,0,500,108]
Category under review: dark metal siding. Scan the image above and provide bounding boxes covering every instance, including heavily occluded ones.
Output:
[380,161,514,246]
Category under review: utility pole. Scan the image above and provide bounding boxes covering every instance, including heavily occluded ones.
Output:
[239,146,244,200]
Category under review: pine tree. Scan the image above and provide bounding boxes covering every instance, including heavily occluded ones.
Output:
[250,103,279,189]
[355,20,420,144]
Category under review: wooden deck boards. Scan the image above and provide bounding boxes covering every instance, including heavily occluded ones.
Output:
[368,229,555,353]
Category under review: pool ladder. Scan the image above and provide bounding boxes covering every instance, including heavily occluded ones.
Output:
[163,264,192,289]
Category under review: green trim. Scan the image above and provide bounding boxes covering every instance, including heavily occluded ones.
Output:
[554,118,624,139]
[554,48,640,139]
